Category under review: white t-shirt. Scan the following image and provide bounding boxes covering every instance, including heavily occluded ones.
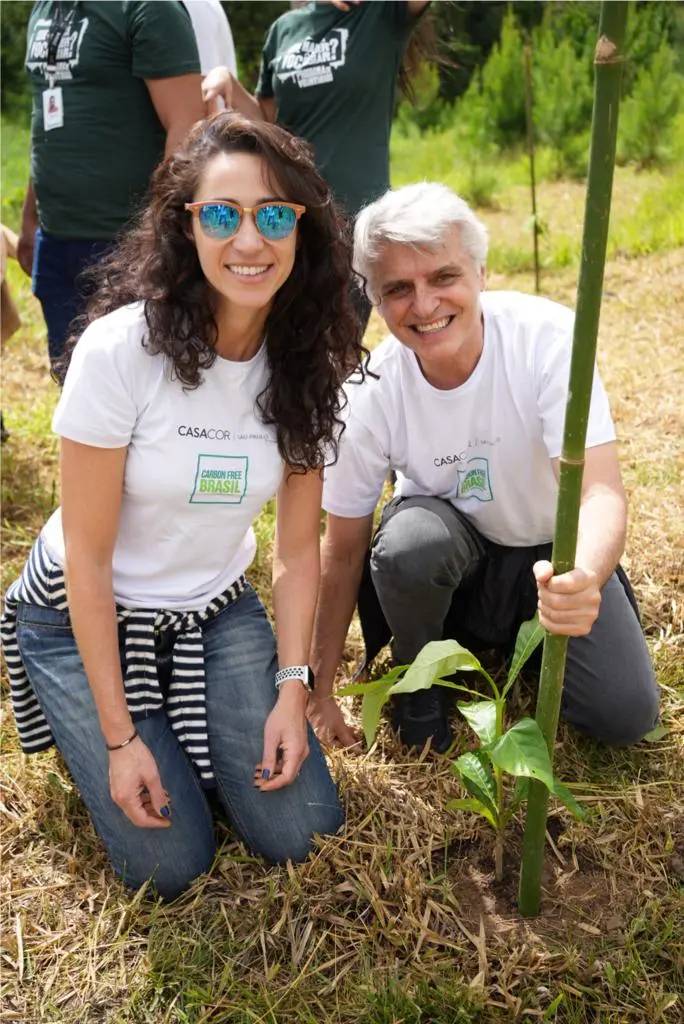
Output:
[185,0,237,76]
[323,291,616,547]
[43,303,283,610]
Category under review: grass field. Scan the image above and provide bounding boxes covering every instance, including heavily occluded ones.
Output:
[1,112,683,1023]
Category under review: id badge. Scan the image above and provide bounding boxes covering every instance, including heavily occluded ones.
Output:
[42,87,64,131]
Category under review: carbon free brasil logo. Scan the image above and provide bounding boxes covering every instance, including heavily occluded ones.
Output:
[456,457,493,502]
[190,454,249,505]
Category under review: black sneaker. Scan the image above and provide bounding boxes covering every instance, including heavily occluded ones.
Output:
[390,687,452,753]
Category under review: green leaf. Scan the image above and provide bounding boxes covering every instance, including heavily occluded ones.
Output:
[447,798,498,829]
[360,682,394,748]
[643,723,667,743]
[457,700,498,746]
[488,717,555,788]
[550,780,588,821]
[503,614,545,696]
[389,640,484,695]
[338,665,407,697]
[453,751,498,820]
[489,720,588,820]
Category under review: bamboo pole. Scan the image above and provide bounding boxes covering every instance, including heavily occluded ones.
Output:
[523,37,540,294]
[518,1,628,918]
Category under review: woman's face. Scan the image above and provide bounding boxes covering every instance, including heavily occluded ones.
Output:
[189,151,299,317]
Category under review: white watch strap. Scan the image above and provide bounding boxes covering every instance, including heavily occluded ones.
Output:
[275,665,312,691]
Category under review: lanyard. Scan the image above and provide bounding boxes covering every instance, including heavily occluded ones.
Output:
[45,1,78,87]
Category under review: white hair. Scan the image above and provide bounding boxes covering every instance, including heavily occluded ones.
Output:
[353,182,489,301]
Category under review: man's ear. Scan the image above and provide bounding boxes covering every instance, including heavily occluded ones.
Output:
[479,265,487,290]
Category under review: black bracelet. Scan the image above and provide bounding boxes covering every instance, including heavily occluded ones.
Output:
[106,728,139,751]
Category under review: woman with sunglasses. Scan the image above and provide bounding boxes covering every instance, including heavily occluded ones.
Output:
[1,112,362,899]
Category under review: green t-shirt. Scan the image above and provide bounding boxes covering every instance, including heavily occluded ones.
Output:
[256,1,414,218]
[26,1,200,239]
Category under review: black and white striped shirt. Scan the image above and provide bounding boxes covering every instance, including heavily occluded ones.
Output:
[0,538,247,786]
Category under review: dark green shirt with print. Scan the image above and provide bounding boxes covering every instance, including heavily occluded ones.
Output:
[26,1,200,239]
[257,1,414,218]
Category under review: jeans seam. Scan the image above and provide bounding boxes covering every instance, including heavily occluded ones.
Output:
[214,773,255,849]
[16,620,73,633]
[163,722,215,834]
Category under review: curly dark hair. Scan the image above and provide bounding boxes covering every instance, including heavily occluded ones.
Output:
[60,112,366,470]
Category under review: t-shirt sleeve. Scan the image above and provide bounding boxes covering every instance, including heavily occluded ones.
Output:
[535,321,616,460]
[52,322,140,448]
[255,24,277,99]
[127,1,201,79]
[322,404,390,518]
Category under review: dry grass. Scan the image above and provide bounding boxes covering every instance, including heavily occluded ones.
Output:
[1,239,682,1022]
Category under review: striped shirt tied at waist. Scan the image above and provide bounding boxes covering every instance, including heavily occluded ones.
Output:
[0,537,247,786]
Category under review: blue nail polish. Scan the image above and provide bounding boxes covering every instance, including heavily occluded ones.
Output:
[261,768,270,781]
[160,805,171,818]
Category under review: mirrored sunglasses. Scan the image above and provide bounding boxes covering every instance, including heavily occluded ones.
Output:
[184,200,306,241]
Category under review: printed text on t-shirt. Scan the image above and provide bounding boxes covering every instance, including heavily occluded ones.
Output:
[271,29,348,88]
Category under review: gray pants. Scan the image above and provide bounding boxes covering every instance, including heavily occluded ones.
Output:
[368,496,659,747]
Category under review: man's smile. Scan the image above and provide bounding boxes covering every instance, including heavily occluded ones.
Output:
[411,314,455,335]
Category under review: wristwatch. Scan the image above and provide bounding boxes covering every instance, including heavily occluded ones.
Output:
[274,665,314,692]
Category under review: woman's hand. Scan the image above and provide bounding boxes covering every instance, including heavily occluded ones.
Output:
[108,736,172,828]
[255,682,309,791]
[307,694,361,749]
[202,65,234,114]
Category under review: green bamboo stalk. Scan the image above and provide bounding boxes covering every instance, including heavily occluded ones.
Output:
[518,0,628,918]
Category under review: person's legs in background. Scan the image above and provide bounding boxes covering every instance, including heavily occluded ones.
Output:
[32,228,111,368]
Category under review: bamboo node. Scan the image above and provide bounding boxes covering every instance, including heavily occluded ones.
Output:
[594,35,623,64]
[559,455,585,467]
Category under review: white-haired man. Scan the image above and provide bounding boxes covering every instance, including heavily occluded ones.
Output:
[308,182,659,752]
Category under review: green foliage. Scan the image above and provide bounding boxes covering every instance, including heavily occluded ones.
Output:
[1,115,30,232]
[618,43,682,167]
[450,74,501,208]
[393,0,680,179]
[531,20,593,179]
[504,613,545,696]
[479,9,526,147]
[395,62,449,135]
[623,0,681,93]
[489,718,556,787]
[0,1,32,116]
[451,750,498,818]
[457,699,497,745]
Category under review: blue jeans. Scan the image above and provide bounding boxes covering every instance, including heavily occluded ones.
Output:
[32,228,112,363]
[16,585,344,900]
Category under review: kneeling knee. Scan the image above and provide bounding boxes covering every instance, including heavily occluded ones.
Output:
[372,524,453,590]
[120,840,216,902]
[253,803,345,865]
[587,685,660,747]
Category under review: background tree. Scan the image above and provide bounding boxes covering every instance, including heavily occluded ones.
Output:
[0,1,32,116]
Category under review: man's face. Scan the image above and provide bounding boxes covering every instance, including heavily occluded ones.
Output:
[373,226,485,386]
